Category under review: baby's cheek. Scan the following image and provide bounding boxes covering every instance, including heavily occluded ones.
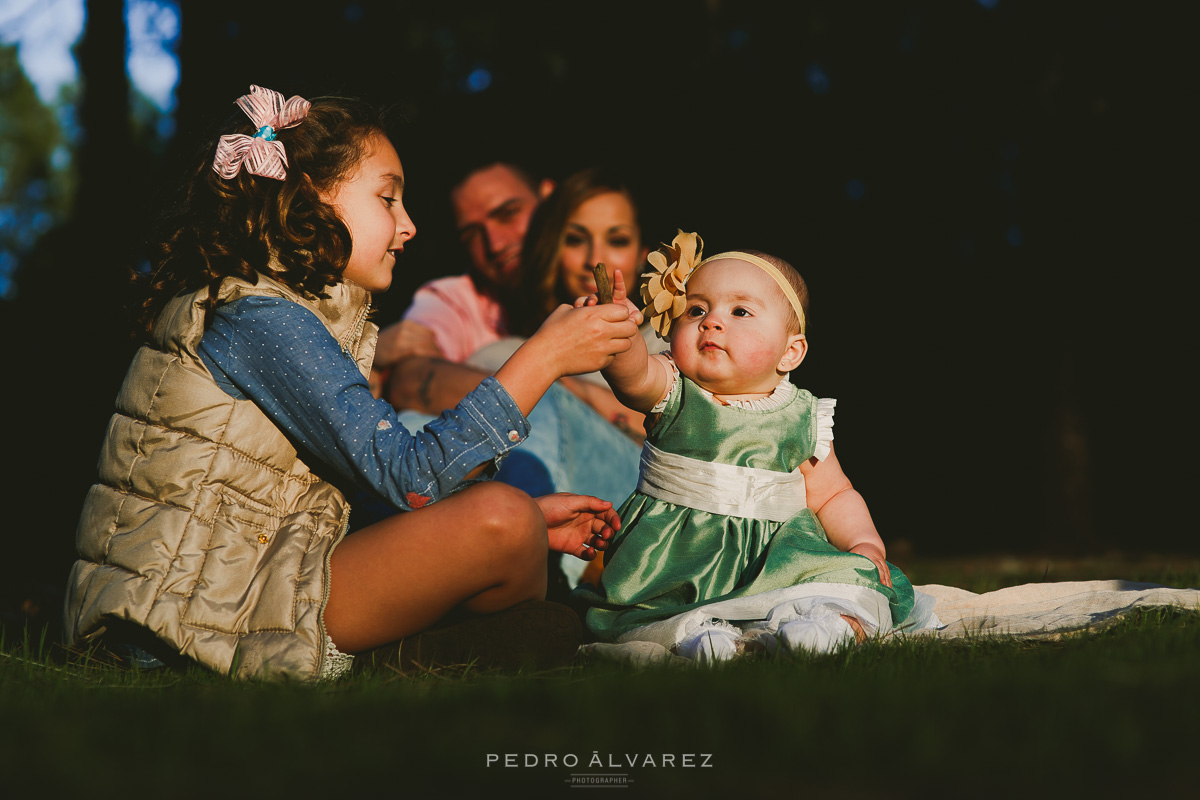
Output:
[747,355,781,377]
[742,336,783,372]
[670,328,704,362]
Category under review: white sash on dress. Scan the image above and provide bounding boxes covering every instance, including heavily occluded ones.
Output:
[636,441,807,522]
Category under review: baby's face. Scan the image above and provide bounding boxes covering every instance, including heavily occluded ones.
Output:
[670,259,805,398]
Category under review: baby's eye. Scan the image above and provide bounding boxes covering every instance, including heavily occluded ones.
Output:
[686,305,706,318]
[732,307,751,317]
[381,196,397,207]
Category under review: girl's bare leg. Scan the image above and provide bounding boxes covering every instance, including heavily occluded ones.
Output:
[323,481,549,653]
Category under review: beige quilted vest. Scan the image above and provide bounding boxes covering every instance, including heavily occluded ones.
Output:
[63,274,378,680]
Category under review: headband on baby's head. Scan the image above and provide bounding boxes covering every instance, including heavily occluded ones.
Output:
[639,230,806,339]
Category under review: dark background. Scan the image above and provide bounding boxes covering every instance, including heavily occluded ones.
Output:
[2,0,1192,631]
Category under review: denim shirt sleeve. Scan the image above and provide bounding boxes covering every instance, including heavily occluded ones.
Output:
[197,295,530,510]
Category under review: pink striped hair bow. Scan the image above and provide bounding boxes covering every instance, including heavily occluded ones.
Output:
[212,85,311,181]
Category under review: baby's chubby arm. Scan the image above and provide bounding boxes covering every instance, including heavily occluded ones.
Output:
[801,446,893,587]
[574,269,670,414]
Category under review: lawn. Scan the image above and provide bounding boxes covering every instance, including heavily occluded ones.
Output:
[3,553,1198,798]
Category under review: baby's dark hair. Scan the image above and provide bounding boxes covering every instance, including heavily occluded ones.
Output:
[133,92,388,340]
[740,249,809,334]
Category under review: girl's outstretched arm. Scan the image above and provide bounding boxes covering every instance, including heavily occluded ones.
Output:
[198,296,527,511]
[575,269,670,414]
[801,446,892,587]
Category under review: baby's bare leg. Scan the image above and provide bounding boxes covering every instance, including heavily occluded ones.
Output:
[841,615,867,643]
[323,481,548,653]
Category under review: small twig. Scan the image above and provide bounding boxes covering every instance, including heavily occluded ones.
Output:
[592,263,613,304]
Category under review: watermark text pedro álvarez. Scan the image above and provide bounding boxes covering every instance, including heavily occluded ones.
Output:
[486,752,714,769]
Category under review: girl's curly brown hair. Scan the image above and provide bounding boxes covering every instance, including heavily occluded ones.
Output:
[133,93,388,341]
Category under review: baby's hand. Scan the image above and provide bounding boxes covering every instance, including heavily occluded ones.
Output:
[573,269,643,327]
[850,543,892,588]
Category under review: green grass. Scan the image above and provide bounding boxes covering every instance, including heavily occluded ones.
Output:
[3,556,1199,798]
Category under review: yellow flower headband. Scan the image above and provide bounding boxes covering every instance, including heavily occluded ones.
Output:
[639,230,806,339]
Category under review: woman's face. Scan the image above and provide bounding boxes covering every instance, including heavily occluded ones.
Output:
[557,191,648,300]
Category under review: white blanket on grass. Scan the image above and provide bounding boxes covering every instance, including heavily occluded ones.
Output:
[912,580,1200,637]
[580,580,1200,667]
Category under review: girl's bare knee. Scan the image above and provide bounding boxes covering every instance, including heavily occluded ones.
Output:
[471,482,547,562]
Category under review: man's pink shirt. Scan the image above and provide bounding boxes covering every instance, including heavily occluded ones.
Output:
[401,274,506,364]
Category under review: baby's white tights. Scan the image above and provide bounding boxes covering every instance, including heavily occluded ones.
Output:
[743,599,860,655]
[675,624,741,664]
[673,600,864,663]
[777,612,856,654]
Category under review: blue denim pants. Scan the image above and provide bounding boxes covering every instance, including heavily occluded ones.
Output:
[397,382,641,586]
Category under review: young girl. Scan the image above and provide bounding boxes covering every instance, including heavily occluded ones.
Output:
[62,85,638,681]
[573,231,931,662]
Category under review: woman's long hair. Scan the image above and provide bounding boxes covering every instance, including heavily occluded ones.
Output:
[501,166,644,338]
[132,94,388,341]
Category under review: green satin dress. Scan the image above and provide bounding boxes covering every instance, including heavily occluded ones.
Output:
[576,371,915,643]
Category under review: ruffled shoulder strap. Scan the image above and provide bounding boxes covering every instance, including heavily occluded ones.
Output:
[813,397,837,462]
[650,353,680,414]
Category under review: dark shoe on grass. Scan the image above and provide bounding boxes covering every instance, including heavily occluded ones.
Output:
[355,600,582,673]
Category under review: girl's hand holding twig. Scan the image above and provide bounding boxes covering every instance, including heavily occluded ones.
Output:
[536,493,621,561]
[495,301,638,414]
[537,302,638,375]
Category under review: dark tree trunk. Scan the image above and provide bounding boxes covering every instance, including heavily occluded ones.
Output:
[1,0,137,640]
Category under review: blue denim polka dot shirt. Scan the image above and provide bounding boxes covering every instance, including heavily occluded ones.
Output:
[198,295,530,511]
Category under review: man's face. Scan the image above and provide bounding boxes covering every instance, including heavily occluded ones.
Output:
[451,164,541,289]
